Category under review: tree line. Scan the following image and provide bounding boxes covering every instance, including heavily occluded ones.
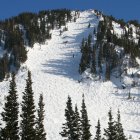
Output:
[0,71,46,140]
[60,95,127,140]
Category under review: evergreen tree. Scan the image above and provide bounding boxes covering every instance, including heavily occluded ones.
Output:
[106,29,112,43]
[20,71,36,140]
[81,95,92,140]
[60,96,76,140]
[35,94,46,140]
[84,41,91,67]
[79,56,86,74]
[94,120,102,140]
[91,46,97,75]
[115,110,127,140]
[93,28,96,35]
[104,109,117,140]
[79,41,91,74]
[73,104,81,140]
[1,73,19,140]
[128,27,133,39]
[88,34,92,47]
[105,63,111,81]
[88,23,91,28]
[98,45,103,73]
[97,21,106,42]
[0,55,9,81]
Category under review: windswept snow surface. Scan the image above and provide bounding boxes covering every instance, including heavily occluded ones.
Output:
[0,10,140,139]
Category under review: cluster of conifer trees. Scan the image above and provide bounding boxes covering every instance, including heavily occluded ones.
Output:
[0,9,73,81]
[79,33,118,81]
[79,12,140,81]
[0,71,46,140]
[79,34,93,74]
[60,96,127,140]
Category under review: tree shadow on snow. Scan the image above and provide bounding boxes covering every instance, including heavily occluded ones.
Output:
[125,112,140,116]
[114,91,140,103]
[41,51,81,81]
[129,130,140,134]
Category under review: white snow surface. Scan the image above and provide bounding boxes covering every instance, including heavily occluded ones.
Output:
[112,21,124,37]
[0,10,140,139]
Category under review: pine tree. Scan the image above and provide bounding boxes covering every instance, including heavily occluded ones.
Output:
[106,29,112,43]
[98,45,103,73]
[79,41,91,74]
[91,46,97,75]
[128,27,133,39]
[84,41,91,68]
[88,34,92,47]
[1,73,19,140]
[88,23,91,28]
[73,104,81,140]
[35,94,46,140]
[60,96,76,139]
[115,110,127,140]
[81,95,92,140]
[105,62,111,81]
[93,28,96,35]
[20,71,36,140]
[79,56,86,74]
[94,120,102,140]
[104,109,117,140]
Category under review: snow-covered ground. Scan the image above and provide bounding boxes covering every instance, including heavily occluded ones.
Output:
[112,21,124,37]
[0,10,140,139]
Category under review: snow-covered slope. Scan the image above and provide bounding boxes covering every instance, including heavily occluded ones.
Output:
[0,10,140,139]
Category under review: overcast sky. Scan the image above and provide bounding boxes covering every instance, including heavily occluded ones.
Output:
[0,0,140,21]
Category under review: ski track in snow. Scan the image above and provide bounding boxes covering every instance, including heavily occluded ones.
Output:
[0,10,140,139]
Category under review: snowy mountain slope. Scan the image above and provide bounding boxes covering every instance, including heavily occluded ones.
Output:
[0,10,140,139]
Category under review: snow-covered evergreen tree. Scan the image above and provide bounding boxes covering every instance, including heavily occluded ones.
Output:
[60,96,76,139]
[20,71,36,140]
[91,46,97,75]
[104,109,117,140]
[35,94,46,140]
[1,73,19,140]
[94,120,102,140]
[115,110,127,140]
[81,95,92,140]
[73,104,81,140]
